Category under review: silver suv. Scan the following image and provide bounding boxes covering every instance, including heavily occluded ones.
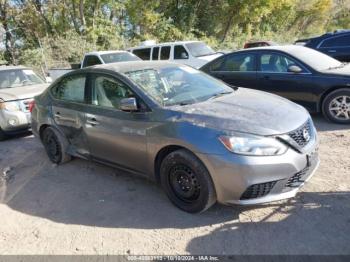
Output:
[0,66,49,140]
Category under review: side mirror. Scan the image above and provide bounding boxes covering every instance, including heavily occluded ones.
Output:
[288,65,302,73]
[181,52,189,59]
[120,97,138,112]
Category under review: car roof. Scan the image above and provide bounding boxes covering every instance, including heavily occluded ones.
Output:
[0,65,28,71]
[87,61,186,73]
[231,45,310,55]
[85,50,130,56]
[128,40,201,50]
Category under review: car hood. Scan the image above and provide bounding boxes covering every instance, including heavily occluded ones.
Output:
[169,88,309,136]
[0,84,49,102]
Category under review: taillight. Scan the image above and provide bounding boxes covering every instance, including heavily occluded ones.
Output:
[29,100,35,113]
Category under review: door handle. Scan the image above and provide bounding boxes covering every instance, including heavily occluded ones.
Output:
[262,75,270,80]
[86,117,99,126]
[328,50,337,53]
[54,112,61,119]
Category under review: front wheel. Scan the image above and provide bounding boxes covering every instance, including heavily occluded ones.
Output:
[160,149,216,213]
[322,89,350,124]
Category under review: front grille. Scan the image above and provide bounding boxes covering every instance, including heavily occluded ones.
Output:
[240,181,277,200]
[288,120,313,148]
[285,166,309,187]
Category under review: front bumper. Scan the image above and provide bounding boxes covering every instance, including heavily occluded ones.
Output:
[0,109,31,133]
[197,141,320,205]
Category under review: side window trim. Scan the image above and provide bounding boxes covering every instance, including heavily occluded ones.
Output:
[257,52,312,74]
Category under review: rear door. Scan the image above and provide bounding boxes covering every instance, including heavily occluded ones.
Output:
[317,34,350,62]
[83,73,151,173]
[208,52,257,88]
[50,73,90,154]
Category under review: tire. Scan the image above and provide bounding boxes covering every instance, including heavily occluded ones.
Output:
[0,128,7,141]
[160,149,216,213]
[42,127,71,164]
[322,88,350,124]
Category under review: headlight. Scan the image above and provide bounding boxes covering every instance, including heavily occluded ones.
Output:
[219,134,288,156]
[0,101,21,112]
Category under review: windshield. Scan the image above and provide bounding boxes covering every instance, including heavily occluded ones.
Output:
[293,48,342,71]
[125,66,233,107]
[185,42,215,57]
[0,69,45,89]
[100,52,141,63]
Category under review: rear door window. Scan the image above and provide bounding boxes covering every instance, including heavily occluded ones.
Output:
[133,48,151,60]
[83,56,102,67]
[51,75,86,103]
[152,47,159,60]
[221,54,256,72]
[160,46,171,60]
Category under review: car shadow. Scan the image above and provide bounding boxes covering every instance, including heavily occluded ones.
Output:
[186,191,350,255]
[311,113,350,132]
[1,136,350,254]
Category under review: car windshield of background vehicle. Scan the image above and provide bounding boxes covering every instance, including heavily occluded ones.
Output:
[293,48,342,71]
[0,69,45,89]
[100,52,141,63]
[125,66,232,107]
[185,42,216,57]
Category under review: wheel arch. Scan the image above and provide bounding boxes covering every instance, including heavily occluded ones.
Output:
[319,86,350,112]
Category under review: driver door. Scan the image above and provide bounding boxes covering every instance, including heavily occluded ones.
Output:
[256,52,316,109]
[83,73,152,173]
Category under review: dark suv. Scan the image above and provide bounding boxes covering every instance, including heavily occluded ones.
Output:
[295,30,350,62]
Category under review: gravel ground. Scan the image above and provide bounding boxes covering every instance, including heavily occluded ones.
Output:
[0,114,349,255]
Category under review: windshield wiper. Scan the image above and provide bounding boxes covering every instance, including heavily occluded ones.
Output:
[207,91,233,101]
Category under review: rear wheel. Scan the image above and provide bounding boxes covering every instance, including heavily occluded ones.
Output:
[160,149,216,213]
[322,89,350,124]
[42,127,71,164]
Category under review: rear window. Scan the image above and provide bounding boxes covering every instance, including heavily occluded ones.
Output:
[133,48,151,60]
[160,46,171,60]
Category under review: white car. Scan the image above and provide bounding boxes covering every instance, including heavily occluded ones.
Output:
[127,41,223,68]
[0,66,49,140]
[49,50,141,81]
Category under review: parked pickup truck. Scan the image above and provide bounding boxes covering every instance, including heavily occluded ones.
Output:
[0,66,49,140]
[49,50,141,80]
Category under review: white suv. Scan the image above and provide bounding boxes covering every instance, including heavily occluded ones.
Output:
[127,41,223,68]
[0,66,49,140]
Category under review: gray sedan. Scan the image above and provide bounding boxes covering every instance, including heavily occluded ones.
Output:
[31,61,320,213]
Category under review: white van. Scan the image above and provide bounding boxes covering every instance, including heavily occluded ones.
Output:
[127,41,222,68]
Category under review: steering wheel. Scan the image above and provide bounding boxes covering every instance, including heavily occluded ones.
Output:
[21,79,31,85]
